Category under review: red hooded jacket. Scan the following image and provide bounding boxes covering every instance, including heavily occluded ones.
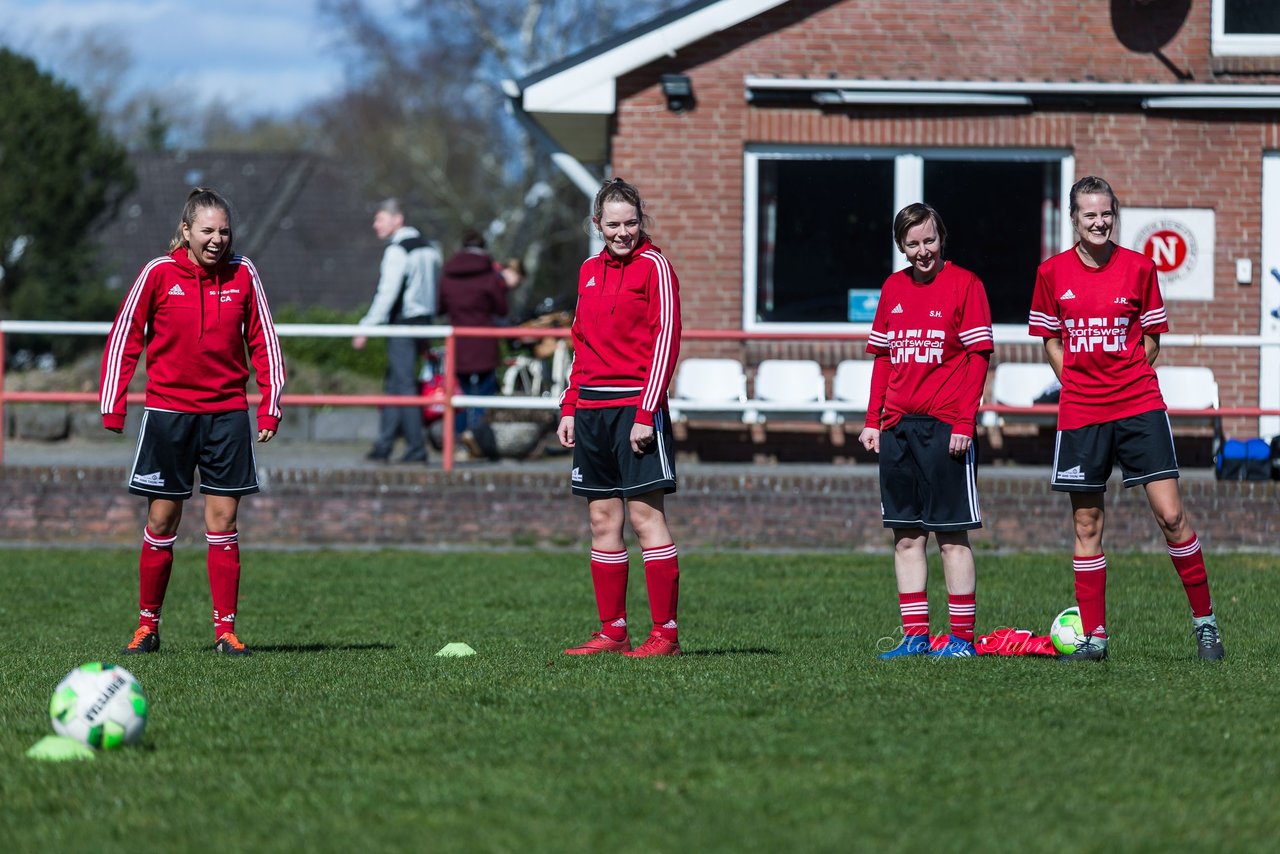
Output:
[100,248,285,432]
[560,238,681,427]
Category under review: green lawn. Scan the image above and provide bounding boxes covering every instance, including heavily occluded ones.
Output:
[1,548,1274,852]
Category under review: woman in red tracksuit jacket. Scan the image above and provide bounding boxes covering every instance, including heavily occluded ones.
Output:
[100,187,285,658]
[556,178,683,658]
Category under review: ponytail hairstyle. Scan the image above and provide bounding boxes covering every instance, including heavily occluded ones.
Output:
[169,187,234,259]
[590,177,652,239]
[1068,175,1120,221]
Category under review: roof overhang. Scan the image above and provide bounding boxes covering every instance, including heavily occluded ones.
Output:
[746,77,1280,111]
[507,0,791,161]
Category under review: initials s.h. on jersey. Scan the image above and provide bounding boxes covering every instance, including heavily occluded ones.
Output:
[866,261,993,432]
[1028,243,1167,430]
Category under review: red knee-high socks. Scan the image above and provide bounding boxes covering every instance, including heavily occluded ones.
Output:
[898,591,929,637]
[138,528,176,631]
[590,548,629,642]
[1073,553,1108,639]
[1168,533,1213,618]
[948,592,977,643]
[207,531,241,641]
[642,544,680,641]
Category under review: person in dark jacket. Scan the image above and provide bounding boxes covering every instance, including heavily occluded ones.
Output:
[437,230,508,459]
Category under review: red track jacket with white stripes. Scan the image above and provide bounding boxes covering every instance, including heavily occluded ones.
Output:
[559,238,681,427]
[100,248,285,432]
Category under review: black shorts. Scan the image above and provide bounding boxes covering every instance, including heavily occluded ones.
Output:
[879,416,982,532]
[127,410,260,500]
[1051,409,1179,492]
[571,405,677,499]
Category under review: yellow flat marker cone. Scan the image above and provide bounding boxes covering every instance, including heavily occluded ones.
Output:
[27,735,95,762]
[435,642,476,657]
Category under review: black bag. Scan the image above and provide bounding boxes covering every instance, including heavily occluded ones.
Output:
[1271,435,1280,481]
[1216,437,1271,481]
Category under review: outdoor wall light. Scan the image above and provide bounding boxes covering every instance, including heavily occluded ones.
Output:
[661,74,695,113]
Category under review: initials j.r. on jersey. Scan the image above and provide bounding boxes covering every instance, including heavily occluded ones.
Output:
[1028,243,1168,430]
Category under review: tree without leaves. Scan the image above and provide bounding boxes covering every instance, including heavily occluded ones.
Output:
[315,0,680,314]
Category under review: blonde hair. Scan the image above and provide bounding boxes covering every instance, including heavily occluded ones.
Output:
[591,177,652,238]
[169,187,234,258]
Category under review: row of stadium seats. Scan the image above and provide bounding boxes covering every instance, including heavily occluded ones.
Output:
[669,358,869,426]
[670,358,1221,428]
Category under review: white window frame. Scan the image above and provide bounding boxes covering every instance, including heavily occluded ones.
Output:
[1212,0,1280,57]
[742,145,1074,336]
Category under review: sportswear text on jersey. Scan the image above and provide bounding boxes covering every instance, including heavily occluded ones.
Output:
[887,328,945,365]
[1064,317,1128,354]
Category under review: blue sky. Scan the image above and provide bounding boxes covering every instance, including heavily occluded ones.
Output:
[1,0,403,115]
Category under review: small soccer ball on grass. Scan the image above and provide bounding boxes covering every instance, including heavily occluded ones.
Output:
[1050,606,1086,655]
[49,663,147,750]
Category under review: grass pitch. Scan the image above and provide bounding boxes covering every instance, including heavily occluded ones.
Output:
[1,547,1275,852]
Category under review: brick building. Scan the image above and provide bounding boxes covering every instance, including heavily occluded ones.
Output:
[508,0,1280,441]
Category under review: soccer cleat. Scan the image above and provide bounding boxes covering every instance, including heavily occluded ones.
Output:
[564,632,631,655]
[878,634,932,659]
[623,632,681,658]
[1057,634,1109,662]
[1194,618,1225,661]
[213,632,252,657]
[121,626,160,656]
[927,634,978,658]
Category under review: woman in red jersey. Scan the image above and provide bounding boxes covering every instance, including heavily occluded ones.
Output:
[100,188,285,658]
[556,178,683,658]
[1028,175,1222,662]
[859,203,993,659]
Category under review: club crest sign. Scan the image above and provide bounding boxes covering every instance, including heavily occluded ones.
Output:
[1120,208,1215,300]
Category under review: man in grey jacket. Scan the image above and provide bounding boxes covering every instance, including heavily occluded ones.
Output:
[354,198,442,463]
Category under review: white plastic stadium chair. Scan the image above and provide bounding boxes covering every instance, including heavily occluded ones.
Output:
[669,358,748,422]
[823,359,875,425]
[745,359,826,424]
[1157,365,1220,434]
[983,362,1060,429]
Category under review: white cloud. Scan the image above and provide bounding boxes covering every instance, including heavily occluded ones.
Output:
[0,0,369,115]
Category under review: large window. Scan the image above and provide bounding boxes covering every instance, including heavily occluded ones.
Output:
[1213,0,1280,56]
[744,147,1072,329]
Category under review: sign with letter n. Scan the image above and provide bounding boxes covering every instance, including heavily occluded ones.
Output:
[1121,208,1216,301]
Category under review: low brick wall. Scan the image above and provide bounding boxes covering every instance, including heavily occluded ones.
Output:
[2,464,1276,552]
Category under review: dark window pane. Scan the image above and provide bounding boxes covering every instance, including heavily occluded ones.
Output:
[1225,0,1280,34]
[756,158,894,323]
[922,160,1060,325]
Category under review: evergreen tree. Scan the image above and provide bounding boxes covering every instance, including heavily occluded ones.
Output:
[0,48,135,355]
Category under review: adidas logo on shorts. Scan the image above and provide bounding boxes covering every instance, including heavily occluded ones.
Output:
[1056,464,1085,481]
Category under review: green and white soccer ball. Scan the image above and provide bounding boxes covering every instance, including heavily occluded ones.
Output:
[1050,606,1086,655]
[49,663,147,750]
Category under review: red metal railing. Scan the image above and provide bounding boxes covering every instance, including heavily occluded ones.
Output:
[3,322,1278,472]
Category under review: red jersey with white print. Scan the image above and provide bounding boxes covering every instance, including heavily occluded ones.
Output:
[865,262,993,434]
[1028,243,1167,430]
[100,248,285,432]
[560,238,681,427]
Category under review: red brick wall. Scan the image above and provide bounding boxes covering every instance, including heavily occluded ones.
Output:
[2,465,1275,551]
[605,0,1280,433]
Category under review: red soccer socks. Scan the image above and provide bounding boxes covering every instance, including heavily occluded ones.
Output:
[1073,553,1108,640]
[206,531,241,643]
[590,548,630,642]
[138,527,176,631]
[1168,534,1213,618]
